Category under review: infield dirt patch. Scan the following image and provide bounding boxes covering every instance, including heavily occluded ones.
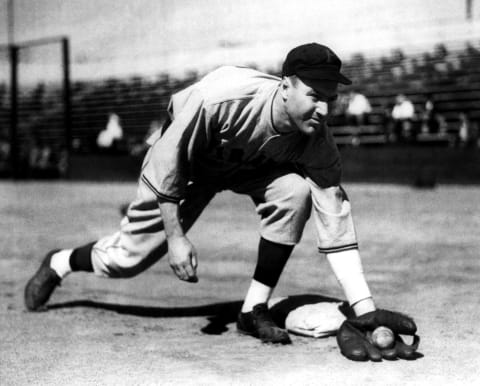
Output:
[1,182,479,385]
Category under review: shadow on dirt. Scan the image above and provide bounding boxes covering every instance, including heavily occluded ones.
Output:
[48,299,242,334]
[48,294,346,335]
[46,295,423,359]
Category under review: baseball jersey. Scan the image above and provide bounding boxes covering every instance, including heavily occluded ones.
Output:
[141,66,342,203]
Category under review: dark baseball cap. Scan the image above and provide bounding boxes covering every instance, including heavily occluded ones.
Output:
[282,43,352,85]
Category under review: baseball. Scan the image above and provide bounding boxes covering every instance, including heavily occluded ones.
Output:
[371,326,395,349]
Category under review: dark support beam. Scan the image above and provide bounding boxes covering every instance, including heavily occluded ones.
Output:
[62,38,72,157]
[9,44,19,178]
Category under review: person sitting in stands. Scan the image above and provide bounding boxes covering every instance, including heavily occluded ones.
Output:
[391,94,415,142]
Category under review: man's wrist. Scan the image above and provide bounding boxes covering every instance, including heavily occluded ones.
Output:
[158,200,184,239]
[352,297,376,316]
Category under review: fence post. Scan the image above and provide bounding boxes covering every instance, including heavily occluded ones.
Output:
[9,44,18,178]
[62,37,72,175]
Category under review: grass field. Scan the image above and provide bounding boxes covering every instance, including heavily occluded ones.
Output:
[1,181,479,385]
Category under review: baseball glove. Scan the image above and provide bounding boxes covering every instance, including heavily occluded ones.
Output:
[336,309,420,361]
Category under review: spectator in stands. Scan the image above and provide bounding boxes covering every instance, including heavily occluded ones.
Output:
[96,113,124,152]
[392,94,415,142]
[462,42,480,69]
[419,53,436,80]
[0,130,10,176]
[26,136,60,179]
[437,114,449,135]
[346,90,372,127]
[457,112,479,148]
[420,94,440,134]
[377,102,395,143]
[346,90,372,146]
[28,140,52,173]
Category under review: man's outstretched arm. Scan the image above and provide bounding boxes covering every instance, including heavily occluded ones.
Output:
[158,200,198,282]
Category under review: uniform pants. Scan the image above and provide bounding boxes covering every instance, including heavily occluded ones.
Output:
[91,170,312,278]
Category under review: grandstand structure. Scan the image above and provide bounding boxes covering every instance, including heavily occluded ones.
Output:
[335,42,480,146]
[0,40,480,178]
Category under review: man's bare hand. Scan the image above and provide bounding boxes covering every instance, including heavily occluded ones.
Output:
[167,236,198,282]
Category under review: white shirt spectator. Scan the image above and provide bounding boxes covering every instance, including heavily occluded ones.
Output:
[392,95,414,120]
[97,113,123,148]
[347,92,372,116]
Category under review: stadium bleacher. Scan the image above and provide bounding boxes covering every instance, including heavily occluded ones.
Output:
[0,41,479,178]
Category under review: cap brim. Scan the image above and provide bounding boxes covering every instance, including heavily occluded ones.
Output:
[296,67,352,85]
[336,73,352,85]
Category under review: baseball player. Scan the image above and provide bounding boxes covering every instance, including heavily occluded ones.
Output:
[25,43,419,361]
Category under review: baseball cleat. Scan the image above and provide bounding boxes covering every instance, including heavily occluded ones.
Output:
[24,250,62,311]
[237,303,292,344]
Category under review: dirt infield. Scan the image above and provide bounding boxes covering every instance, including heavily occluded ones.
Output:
[1,181,479,385]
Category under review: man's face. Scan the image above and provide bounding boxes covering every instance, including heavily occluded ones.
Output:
[282,76,338,136]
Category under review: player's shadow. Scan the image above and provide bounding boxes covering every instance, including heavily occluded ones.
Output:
[49,295,423,360]
[48,293,347,335]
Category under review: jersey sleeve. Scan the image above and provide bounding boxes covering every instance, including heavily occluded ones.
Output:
[297,125,342,188]
[141,88,209,202]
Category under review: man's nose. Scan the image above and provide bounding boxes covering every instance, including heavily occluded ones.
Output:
[315,101,328,116]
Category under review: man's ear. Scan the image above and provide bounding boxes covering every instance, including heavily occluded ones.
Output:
[280,77,292,101]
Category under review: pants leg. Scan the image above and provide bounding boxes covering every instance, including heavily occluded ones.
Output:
[229,169,312,246]
[91,180,216,278]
